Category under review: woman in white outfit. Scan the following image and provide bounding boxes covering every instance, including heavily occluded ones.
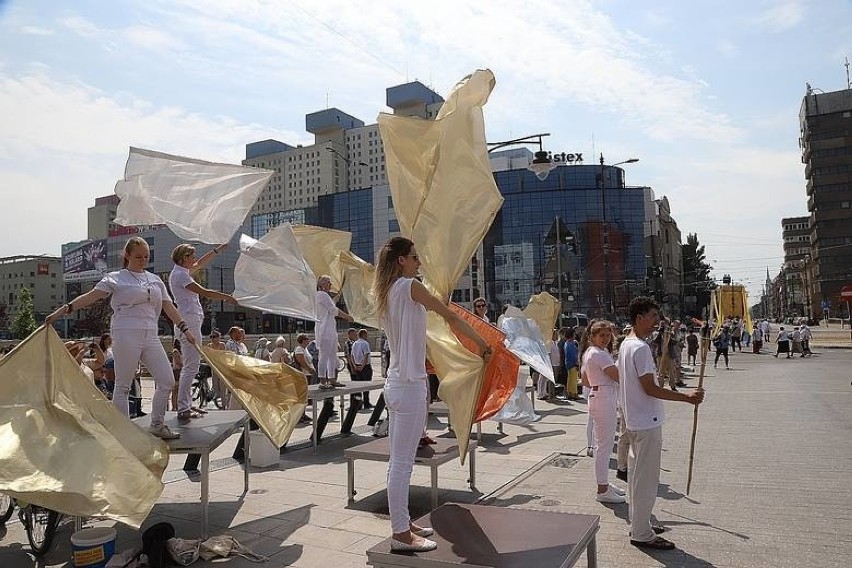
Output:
[315,275,354,389]
[582,320,626,504]
[374,237,491,552]
[169,243,236,422]
[46,237,196,439]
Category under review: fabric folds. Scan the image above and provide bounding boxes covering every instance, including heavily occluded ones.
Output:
[113,147,273,244]
[291,225,352,293]
[200,347,308,448]
[233,225,318,321]
[0,327,167,528]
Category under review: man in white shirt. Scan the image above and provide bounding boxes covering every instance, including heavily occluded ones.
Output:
[618,297,704,550]
[351,329,374,408]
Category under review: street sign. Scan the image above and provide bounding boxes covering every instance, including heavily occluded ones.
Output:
[840,284,852,300]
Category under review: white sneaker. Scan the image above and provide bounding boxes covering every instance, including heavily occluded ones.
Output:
[148,423,180,440]
[609,484,626,496]
[595,487,626,504]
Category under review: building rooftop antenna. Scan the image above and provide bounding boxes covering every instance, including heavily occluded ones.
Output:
[845,56,851,89]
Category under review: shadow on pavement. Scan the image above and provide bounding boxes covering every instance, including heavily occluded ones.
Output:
[475,430,567,455]
[633,547,716,567]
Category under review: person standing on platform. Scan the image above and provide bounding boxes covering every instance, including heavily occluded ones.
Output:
[374,237,490,553]
[618,296,704,550]
[351,328,374,408]
[169,243,237,422]
[315,275,354,389]
[46,236,196,440]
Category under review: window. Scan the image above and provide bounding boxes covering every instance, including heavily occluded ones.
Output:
[388,218,400,233]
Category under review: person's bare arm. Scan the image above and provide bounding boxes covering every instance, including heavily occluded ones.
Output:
[410,280,490,358]
[45,289,110,325]
[189,244,226,275]
[639,373,703,404]
[185,282,237,304]
[603,365,619,382]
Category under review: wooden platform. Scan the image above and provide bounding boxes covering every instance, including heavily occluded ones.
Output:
[366,503,599,568]
[345,436,477,509]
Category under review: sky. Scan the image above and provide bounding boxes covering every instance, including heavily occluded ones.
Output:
[1,0,850,303]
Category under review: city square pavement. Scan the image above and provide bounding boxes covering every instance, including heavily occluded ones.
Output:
[2,346,851,567]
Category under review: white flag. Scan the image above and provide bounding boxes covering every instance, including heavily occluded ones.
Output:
[233,225,318,321]
[114,147,273,244]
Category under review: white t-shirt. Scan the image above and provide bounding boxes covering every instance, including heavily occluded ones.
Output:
[94,269,171,331]
[352,337,371,366]
[315,290,339,341]
[582,346,617,387]
[617,336,665,431]
[225,338,248,355]
[293,345,310,370]
[169,264,203,318]
[549,341,560,367]
[269,346,290,364]
[383,278,427,381]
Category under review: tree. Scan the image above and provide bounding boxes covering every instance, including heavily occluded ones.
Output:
[79,297,112,337]
[681,233,713,319]
[11,288,37,340]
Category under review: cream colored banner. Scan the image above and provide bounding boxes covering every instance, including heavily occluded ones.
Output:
[291,225,352,293]
[0,327,167,528]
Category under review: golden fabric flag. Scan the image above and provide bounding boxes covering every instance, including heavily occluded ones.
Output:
[200,347,307,447]
[291,225,352,293]
[523,292,561,345]
[711,285,752,336]
[338,251,379,330]
[449,304,518,422]
[0,327,167,528]
[379,69,504,461]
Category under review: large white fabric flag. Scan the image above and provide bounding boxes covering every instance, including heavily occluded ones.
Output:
[114,147,273,244]
[232,225,318,321]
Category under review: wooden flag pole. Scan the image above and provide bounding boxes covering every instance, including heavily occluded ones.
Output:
[686,335,710,495]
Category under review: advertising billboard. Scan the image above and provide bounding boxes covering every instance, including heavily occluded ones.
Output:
[62,240,109,282]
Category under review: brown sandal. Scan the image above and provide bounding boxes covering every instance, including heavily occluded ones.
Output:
[630,536,675,550]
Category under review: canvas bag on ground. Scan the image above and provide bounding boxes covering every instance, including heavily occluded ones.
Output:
[198,535,268,563]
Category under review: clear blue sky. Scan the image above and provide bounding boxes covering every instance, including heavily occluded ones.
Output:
[1,0,850,302]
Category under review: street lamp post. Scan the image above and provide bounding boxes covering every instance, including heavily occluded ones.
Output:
[487,133,556,180]
[327,146,368,191]
[599,154,638,317]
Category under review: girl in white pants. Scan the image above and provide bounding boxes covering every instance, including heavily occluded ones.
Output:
[581,320,625,504]
[374,237,490,553]
[46,237,196,440]
[169,243,236,421]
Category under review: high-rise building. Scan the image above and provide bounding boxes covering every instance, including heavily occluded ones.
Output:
[781,216,811,317]
[799,85,852,317]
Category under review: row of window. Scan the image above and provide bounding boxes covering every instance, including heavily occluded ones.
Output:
[784,222,808,231]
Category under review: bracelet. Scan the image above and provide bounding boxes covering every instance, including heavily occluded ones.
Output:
[177,321,188,333]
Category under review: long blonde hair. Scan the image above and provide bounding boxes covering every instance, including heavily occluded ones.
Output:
[373,237,414,319]
[579,319,613,358]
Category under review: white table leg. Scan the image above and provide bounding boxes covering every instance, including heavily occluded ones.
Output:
[347,459,355,503]
[243,419,250,492]
[311,400,318,453]
[431,466,438,509]
[587,534,598,567]
[469,445,476,488]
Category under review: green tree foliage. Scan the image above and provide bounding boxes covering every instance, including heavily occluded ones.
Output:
[11,288,37,340]
[80,297,112,337]
[682,233,714,318]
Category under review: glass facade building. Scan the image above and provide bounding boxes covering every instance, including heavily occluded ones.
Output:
[486,164,651,317]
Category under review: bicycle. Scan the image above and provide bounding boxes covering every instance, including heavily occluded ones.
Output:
[191,363,224,409]
[0,493,61,556]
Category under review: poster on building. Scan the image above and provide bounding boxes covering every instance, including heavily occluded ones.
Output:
[63,240,109,282]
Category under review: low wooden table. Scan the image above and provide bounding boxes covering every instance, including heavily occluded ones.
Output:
[307,380,386,452]
[345,437,477,509]
[134,410,249,539]
[366,503,599,568]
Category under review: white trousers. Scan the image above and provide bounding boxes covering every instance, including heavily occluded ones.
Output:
[317,337,338,379]
[588,385,618,484]
[112,328,174,427]
[628,426,663,543]
[175,314,203,413]
[384,378,429,534]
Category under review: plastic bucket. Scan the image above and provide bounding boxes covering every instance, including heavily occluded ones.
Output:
[71,527,116,568]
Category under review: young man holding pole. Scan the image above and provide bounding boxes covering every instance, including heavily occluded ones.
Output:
[617,296,705,550]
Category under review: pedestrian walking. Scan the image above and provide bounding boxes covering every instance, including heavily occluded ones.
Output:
[618,296,704,550]
[713,326,731,369]
[774,327,791,358]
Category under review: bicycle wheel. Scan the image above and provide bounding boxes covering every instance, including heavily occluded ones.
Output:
[337,356,347,373]
[23,505,59,556]
[0,494,14,525]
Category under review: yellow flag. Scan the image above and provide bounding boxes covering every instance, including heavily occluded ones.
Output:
[200,347,308,447]
[0,327,167,528]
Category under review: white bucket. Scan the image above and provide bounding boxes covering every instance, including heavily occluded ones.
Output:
[249,430,279,467]
[71,527,116,568]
